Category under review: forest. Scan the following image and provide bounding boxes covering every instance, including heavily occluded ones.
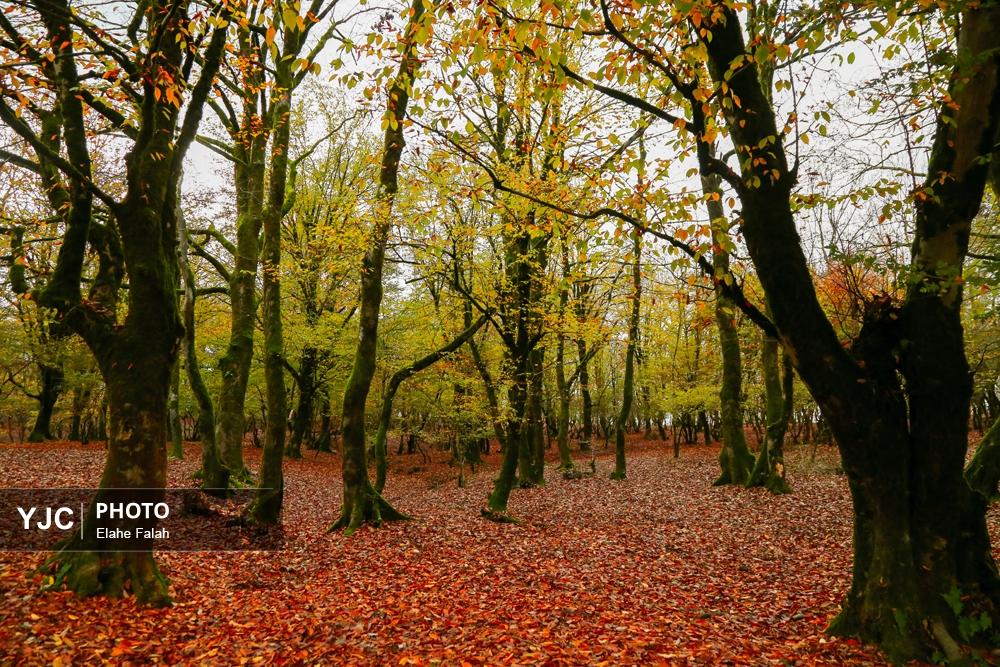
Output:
[0,0,999,663]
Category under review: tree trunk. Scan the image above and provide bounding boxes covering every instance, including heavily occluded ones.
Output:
[555,328,573,471]
[748,336,792,494]
[484,351,527,521]
[373,313,489,492]
[27,363,63,442]
[332,0,426,534]
[214,155,265,482]
[699,6,1000,658]
[704,169,754,486]
[576,336,593,452]
[251,25,300,523]
[612,230,642,480]
[177,192,223,490]
[519,347,546,486]
[966,414,1000,501]
[287,346,318,458]
[68,387,84,442]
[168,357,183,459]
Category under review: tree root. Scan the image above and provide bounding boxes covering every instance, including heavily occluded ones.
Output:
[329,486,409,536]
[480,508,521,524]
[44,546,170,607]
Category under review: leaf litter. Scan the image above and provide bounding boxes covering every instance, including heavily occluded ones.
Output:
[3,439,990,665]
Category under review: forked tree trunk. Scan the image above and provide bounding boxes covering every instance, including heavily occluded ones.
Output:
[373,313,489,493]
[27,0,228,605]
[699,6,1000,659]
[56,334,175,605]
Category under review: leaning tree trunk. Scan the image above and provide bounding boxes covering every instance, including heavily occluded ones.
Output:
[177,196,222,488]
[484,351,529,521]
[332,0,427,535]
[373,313,489,493]
[611,230,642,480]
[703,167,754,486]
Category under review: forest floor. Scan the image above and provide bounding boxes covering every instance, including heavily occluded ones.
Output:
[2,436,991,665]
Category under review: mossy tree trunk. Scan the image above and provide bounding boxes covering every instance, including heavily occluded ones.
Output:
[213,152,263,483]
[748,328,792,494]
[177,195,222,486]
[520,346,546,486]
[612,230,642,480]
[332,0,428,535]
[966,414,1000,501]
[703,167,754,486]
[168,357,183,459]
[696,6,1000,659]
[485,214,547,517]
[0,0,228,605]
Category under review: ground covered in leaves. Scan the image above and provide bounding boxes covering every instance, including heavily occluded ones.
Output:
[2,437,989,665]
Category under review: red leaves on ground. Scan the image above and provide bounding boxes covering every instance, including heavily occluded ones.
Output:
[0,440,960,665]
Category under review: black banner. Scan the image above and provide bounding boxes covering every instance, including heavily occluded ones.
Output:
[0,489,283,551]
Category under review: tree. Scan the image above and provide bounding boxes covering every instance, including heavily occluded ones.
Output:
[464,0,1000,657]
[692,2,1000,658]
[332,0,431,534]
[0,0,230,603]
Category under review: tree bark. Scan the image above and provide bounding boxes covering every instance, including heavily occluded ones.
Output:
[287,346,318,457]
[177,194,222,488]
[748,334,792,494]
[27,363,63,442]
[332,0,427,534]
[966,414,1000,501]
[168,356,183,459]
[612,230,642,480]
[703,167,754,486]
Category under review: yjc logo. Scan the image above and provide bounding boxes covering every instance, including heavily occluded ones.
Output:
[17,506,74,530]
